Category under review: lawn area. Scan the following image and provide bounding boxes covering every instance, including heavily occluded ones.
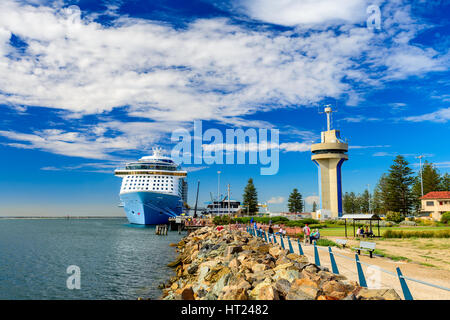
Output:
[319,225,450,237]
[319,225,450,271]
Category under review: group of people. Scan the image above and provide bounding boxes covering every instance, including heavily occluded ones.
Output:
[266,225,286,240]
[356,226,374,238]
[261,223,319,245]
[302,224,320,244]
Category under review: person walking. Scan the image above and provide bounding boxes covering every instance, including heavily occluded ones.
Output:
[303,224,311,244]
[268,225,274,241]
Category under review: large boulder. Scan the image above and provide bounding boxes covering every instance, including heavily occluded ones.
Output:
[272,269,301,283]
[274,279,291,299]
[355,288,402,300]
[287,278,320,300]
[218,287,248,300]
[249,279,279,300]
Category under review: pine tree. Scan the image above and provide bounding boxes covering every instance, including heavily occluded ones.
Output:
[288,188,303,213]
[343,192,352,213]
[439,173,450,191]
[312,201,317,212]
[243,178,258,215]
[359,190,370,213]
[343,192,359,213]
[350,192,359,213]
[372,174,388,214]
[412,161,442,209]
[385,155,415,215]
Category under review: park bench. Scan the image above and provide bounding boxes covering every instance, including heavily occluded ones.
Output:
[352,241,376,258]
[335,239,347,248]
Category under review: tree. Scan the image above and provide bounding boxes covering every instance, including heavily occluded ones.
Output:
[288,188,303,213]
[343,192,352,213]
[359,190,370,213]
[439,173,450,191]
[372,174,389,214]
[243,178,258,215]
[412,161,442,211]
[343,192,359,213]
[312,201,317,212]
[385,155,415,215]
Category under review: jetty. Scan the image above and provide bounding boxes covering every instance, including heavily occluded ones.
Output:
[155,224,168,235]
[169,216,212,235]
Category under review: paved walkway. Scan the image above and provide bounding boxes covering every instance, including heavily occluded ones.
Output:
[265,233,450,300]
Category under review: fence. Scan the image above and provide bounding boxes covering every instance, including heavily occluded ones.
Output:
[246,226,450,300]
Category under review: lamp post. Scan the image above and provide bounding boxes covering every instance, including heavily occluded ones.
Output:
[416,155,424,197]
[227,184,231,217]
[217,171,221,216]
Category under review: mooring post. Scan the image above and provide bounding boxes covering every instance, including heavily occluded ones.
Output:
[263,231,268,242]
[328,247,339,275]
[288,237,294,254]
[396,267,413,300]
[314,243,321,266]
[280,236,285,250]
[297,239,304,255]
[355,254,367,287]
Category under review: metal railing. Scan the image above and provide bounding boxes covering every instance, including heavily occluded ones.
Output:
[246,226,450,300]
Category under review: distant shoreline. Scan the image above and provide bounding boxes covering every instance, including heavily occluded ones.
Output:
[0,216,126,220]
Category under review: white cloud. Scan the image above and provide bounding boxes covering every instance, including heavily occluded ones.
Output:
[201,141,311,153]
[372,152,434,158]
[0,0,371,121]
[267,196,285,204]
[0,120,184,160]
[305,195,319,205]
[236,0,370,26]
[433,161,450,169]
[350,145,390,149]
[279,142,311,152]
[341,116,381,123]
[0,0,441,124]
[404,107,450,123]
[0,0,447,162]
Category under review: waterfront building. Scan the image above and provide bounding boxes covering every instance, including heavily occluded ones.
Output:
[420,191,450,221]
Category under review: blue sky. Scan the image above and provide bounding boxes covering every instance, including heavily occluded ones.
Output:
[0,0,449,216]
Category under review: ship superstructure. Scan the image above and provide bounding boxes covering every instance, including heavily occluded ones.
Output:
[114,148,187,224]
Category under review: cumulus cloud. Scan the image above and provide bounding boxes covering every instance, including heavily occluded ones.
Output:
[404,107,450,123]
[305,195,319,205]
[0,0,371,120]
[267,196,285,204]
[0,0,447,162]
[0,120,185,159]
[235,0,371,26]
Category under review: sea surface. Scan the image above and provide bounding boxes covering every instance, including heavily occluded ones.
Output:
[0,218,183,300]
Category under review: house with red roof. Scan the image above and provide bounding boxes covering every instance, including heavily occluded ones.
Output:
[420,191,450,221]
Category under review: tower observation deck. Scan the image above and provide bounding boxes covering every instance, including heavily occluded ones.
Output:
[311,106,348,219]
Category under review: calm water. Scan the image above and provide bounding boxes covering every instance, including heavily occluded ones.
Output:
[0,218,183,300]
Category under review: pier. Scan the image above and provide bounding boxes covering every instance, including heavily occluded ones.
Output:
[168,216,211,235]
[155,224,168,235]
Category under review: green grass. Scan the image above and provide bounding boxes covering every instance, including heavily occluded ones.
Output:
[318,225,450,237]
[383,229,450,238]
[315,238,338,247]
[420,262,438,268]
[372,249,411,262]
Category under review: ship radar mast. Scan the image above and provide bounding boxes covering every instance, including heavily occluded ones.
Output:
[152,147,163,157]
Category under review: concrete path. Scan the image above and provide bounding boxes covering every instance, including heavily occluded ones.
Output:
[267,233,450,300]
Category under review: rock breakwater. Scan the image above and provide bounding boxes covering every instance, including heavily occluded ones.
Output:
[161,227,401,300]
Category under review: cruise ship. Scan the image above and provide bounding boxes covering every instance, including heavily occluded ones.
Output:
[114,148,187,225]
